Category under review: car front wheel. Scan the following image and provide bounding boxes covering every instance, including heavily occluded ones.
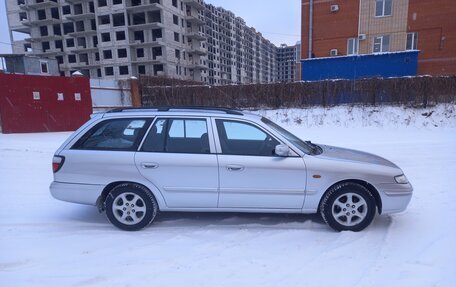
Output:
[320,182,376,232]
[105,183,158,231]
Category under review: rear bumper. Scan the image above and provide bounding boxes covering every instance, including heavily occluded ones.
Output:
[50,181,103,206]
[377,183,413,214]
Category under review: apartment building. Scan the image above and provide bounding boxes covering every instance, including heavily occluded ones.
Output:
[277,42,301,82]
[301,0,456,75]
[204,5,277,85]
[6,0,278,84]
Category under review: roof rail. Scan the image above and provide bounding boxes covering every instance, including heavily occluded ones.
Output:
[107,106,244,116]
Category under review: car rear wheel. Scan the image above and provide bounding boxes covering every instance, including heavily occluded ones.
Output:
[320,182,376,232]
[105,183,158,231]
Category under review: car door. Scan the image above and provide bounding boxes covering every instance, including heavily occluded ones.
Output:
[213,118,306,209]
[135,117,219,208]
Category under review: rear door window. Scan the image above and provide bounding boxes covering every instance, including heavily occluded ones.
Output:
[141,118,210,154]
[73,118,151,151]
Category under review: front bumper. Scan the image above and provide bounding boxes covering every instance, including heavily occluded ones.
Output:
[50,181,104,206]
[376,182,413,214]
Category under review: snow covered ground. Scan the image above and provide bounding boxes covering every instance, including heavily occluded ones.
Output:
[1,105,455,287]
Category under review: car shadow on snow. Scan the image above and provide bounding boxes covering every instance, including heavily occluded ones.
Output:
[61,206,393,232]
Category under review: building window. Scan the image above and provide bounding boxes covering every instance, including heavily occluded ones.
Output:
[105,66,114,76]
[173,15,179,25]
[116,31,126,41]
[172,0,177,7]
[37,9,46,20]
[375,0,392,17]
[74,4,83,15]
[53,24,61,35]
[113,0,122,4]
[117,48,127,58]
[347,38,358,55]
[98,0,107,7]
[373,35,390,53]
[63,22,74,34]
[138,65,146,74]
[174,32,179,42]
[42,42,50,52]
[103,50,113,59]
[98,15,110,25]
[66,38,74,47]
[40,61,49,74]
[175,49,180,59]
[40,26,48,36]
[101,32,111,42]
[136,48,144,58]
[68,55,76,63]
[19,12,27,21]
[119,66,129,75]
[62,5,71,15]
[112,13,125,27]
[406,32,418,50]
[55,40,63,51]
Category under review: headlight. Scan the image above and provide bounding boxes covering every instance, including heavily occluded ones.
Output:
[395,174,409,184]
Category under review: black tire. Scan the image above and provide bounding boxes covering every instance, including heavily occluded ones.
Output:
[320,182,376,232]
[105,183,158,231]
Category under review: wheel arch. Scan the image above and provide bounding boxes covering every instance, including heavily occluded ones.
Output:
[317,179,382,214]
[96,181,163,212]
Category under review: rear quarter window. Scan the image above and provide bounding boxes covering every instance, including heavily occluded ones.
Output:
[72,118,151,151]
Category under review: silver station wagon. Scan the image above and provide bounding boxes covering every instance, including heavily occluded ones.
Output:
[50,107,413,231]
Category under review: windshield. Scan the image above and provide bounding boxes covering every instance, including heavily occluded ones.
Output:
[261,117,317,155]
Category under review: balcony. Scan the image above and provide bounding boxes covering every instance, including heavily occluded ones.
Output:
[64,0,91,3]
[23,18,61,26]
[182,0,205,10]
[72,46,98,53]
[10,22,31,33]
[126,2,162,12]
[68,30,97,37]
[185,12,205,26]
[128,22,163,31]
[65,12,96,21]
[188,45,207,56]
[188,62,207,70]
[36,48,65,56]
[20,1,58,10]
[129,38,165,47]
[25,35,63,42]
[186,29,206,41]
[131,56,164,64]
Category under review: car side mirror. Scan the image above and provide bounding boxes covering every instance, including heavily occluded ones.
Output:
[275,144,290,157]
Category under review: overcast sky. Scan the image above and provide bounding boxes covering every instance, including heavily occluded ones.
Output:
[0,0,301,54]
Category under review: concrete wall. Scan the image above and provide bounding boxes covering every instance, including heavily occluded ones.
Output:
[90,79,132,112]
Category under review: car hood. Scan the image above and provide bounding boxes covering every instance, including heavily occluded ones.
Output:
[316,145,399,168]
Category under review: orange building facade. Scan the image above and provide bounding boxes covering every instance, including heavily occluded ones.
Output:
[301,0,456,76]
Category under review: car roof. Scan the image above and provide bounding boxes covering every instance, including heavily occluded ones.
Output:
[100,107,263,121]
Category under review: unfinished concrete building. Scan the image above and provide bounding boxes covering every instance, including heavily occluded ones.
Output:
[205,4,276,85]
[6,0,277,84]
[277,42,301,82]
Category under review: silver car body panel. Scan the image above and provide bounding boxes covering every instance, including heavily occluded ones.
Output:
[50,109,412,215]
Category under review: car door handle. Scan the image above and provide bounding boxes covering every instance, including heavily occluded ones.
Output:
[141,162,159,169]
[226,165,244,171]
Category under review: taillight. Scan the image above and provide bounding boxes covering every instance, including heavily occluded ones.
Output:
[52,156,65,173]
